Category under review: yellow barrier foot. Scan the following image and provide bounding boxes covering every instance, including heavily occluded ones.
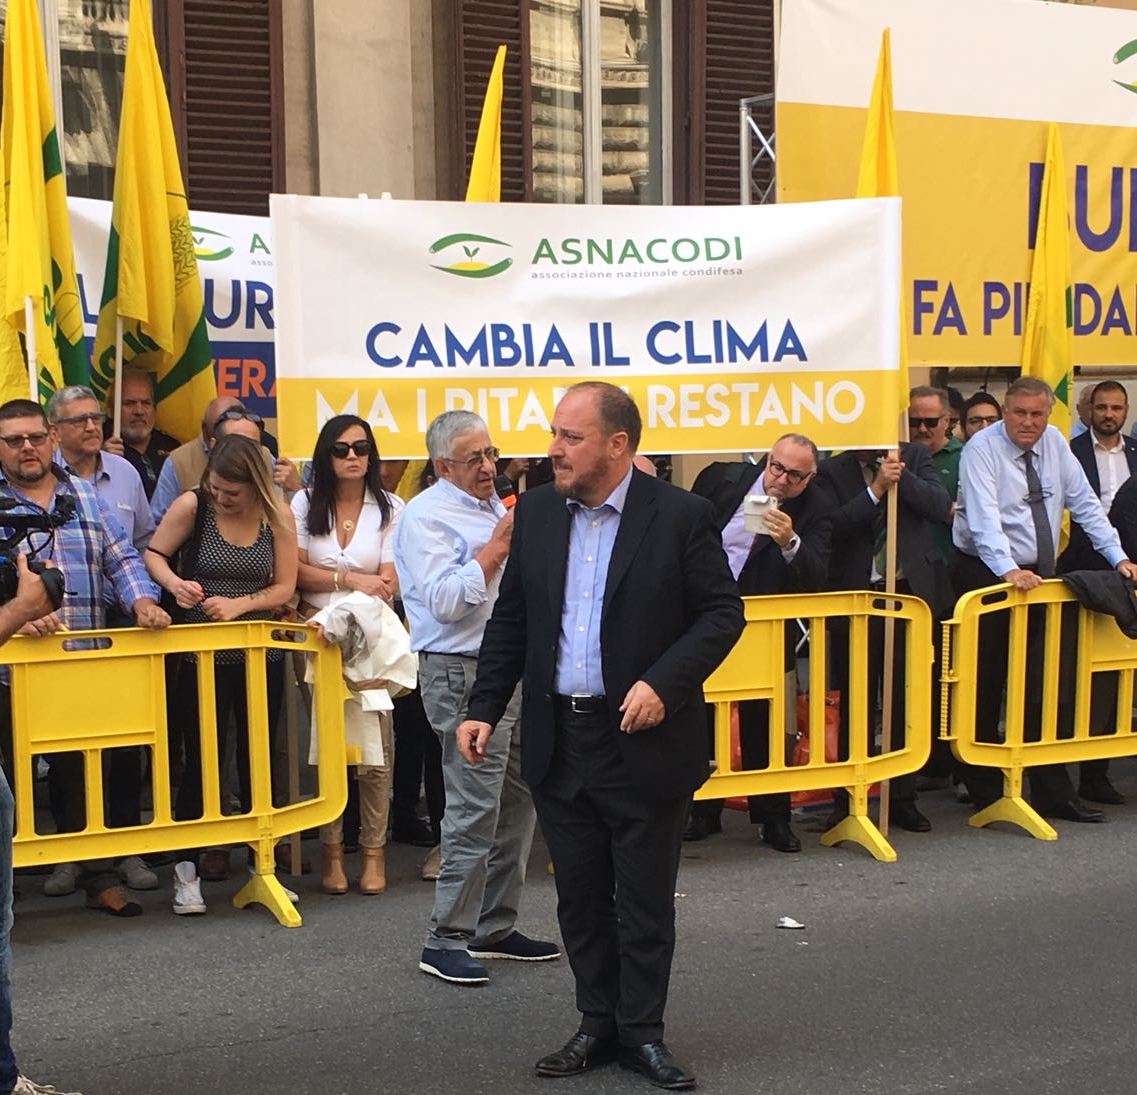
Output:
[968,796,1058,841]
[233,872,303,927]
[819,814,897,863]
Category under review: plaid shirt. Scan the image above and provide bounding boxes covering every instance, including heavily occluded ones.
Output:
[0,464,159,631]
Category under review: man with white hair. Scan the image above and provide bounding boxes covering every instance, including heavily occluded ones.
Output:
[395,410,559,986]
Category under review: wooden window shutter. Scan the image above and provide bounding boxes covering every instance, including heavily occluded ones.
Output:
[701,0,774,205]
[163,0,284,215]
[455,1,529,202]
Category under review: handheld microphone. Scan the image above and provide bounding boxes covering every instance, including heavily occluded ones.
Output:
[493,474,518,510]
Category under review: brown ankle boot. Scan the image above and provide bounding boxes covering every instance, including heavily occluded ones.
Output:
[321,843,348,894]
[359,847,386,894]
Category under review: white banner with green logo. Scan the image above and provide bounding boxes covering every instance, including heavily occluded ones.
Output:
[271,195,902,459]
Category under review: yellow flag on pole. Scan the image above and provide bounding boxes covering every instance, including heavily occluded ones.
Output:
[855,28,908,420]
[466,45,506,203]
[92,0,214,442]
[1021,122,1073,437]
[1,0,89,400]
[0,164,33,403]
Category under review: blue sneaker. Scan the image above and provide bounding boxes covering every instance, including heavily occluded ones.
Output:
[469,930,562,962]
[418,946,489,985]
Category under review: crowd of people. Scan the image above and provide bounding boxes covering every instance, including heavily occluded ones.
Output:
[0,374,1135,1092]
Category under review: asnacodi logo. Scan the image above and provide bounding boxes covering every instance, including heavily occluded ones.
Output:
[1113,39,1137,94]
[192,226,235,262]
[429,233,513,278]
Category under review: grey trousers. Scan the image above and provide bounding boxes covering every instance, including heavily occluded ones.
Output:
[419,652,533,951]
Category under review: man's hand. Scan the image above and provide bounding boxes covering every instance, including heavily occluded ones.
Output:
[1118,560,1137,582]
[763,507,795,548]
[134,597,171,629]
[456,719,493,764]
[619,680,665,733]
[870,456,905,499]
[1002,568,1044,592]
[19,612,62,638]
[103,434,126,457]
[273,458,302,493]
[11,554,56,625]
[490,508,515,550]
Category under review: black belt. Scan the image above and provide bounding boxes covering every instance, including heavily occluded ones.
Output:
[553,694,607,715]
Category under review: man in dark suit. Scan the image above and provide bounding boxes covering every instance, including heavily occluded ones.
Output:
[458,382,743,1090]
[687,434,834,852]
[817,444,954,833]
[1058,380,1137,805]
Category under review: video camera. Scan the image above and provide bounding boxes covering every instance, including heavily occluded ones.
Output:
[0,495,75,610]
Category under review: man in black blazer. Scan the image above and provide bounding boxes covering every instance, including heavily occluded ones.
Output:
[1058,380,1137,805]
[458,382,743,1090]
[817,444,953,833]
[687,434,834,852]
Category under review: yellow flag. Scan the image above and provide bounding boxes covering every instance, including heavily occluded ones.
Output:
[1,0,89,400]
[855,28,908,422]
[1021,122,1073,437]
[0,166,33,403]
[92,0,214,442]
[466,45,506,203]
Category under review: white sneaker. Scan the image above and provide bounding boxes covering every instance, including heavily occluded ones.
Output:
[118,855,159,891]
[247,867,299,904]
[13,1075,83,1094]
[172,861,206,915]
[43,862,80,897]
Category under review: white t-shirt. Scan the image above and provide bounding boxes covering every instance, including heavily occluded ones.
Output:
[291,487,404,610]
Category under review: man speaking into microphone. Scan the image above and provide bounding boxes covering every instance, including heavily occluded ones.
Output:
[457,383,743,1089]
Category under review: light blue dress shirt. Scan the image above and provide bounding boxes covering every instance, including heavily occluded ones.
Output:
[954,421,1126,576]
[554,465,634,696]
[56,449,155,551]
[393,477,507,655]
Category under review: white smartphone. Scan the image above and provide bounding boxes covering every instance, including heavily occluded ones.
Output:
[744,494,779,534]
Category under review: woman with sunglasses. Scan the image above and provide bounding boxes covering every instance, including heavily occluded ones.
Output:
[292,415,403,894]
[145,435,298,910]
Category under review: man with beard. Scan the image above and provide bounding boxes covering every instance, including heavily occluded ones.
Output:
[960,392,1002,442]
[459,382,742,1090]
[103,369,179,500]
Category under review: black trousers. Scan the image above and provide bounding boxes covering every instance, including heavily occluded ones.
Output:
[532,706,687,1047]
[952,553,1076,808]
[692,700,791,826]
[391,686,445,837]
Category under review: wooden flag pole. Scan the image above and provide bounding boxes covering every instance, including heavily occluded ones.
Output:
[24,297,37,401]
[112,316,125,436]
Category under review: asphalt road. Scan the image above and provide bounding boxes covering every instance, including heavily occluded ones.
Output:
[12,760,1137,1095]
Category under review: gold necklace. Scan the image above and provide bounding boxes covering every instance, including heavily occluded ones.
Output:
[342,518,355,532]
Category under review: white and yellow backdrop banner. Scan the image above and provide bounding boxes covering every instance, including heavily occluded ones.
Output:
[778,0,1137,368]
[271,194,901,458]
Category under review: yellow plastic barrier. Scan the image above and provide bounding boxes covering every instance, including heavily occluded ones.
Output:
[941,579,1137,841]
[695,591,933,862]
[1,621,346,926]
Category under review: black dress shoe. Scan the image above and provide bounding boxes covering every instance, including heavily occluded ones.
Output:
[682,813,721,842]
[891,803,932,833]
[822,805,849,832]
[1036,798,1106,823]
[391,816,438,847]
[618,1041,696,1090]
[1078,779,1126,806]
[760,819,802,853]
[535,1031,618,1077]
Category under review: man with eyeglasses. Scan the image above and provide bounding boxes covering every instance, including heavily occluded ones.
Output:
[0,398,169,919]
[394,410,558,986]
[49,386,154,554]
[685,434,835,853]
[954,376,1137,821]
[818,434,954,836]
[102,368,179,500]
[960,392,1002,442]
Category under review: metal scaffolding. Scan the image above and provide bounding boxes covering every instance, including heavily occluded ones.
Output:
[739,93,775,205]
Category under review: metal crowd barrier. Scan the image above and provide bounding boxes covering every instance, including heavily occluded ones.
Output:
[2,621,346,927]
[696,591,933,862]
[941,579,1137,841]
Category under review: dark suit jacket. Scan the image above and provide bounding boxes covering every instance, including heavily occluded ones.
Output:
[1059,431,1137,572]
[1111,476,1137,562]
[816,444,954,618]
[467,468,745,800]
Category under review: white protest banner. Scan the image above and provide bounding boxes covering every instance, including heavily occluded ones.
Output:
[67,196,278,420]
[271,195,901,458]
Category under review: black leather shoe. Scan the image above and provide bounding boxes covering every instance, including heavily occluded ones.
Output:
[822,805,849,833]
[891,803,932,833]
[1037,798,1106,823]
[391,816,438,847]
[1078,779,1126,806]
[535,1031,618,1077]
[618,1041,696,1090]
[682,813,721,842]
[760,819,802,853]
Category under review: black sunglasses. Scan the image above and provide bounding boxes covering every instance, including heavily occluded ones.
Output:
[216,408,264,427]
[330,440,372,458]
[908,416,944,430]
